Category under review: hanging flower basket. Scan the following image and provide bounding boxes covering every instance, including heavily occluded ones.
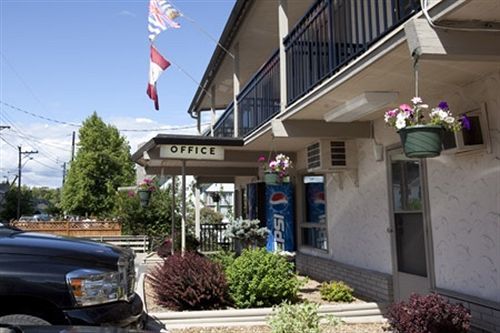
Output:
[259,154,293,184]
[385,98,469,159]
[398,125,444,158]
[137,190,152,207]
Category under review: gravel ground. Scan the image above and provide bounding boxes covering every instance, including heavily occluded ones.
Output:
[170,323,387,333]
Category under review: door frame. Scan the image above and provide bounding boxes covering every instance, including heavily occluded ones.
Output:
[386,144,437,300]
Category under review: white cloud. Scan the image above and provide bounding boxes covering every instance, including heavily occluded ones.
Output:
[135,118,154,124]
[117,10,136,18]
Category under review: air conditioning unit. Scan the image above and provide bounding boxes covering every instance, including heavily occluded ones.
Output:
[306,140,357,173]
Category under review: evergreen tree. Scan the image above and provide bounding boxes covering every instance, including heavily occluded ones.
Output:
[61,112,134,217]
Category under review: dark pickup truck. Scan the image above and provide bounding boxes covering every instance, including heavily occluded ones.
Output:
[0,223,144,328]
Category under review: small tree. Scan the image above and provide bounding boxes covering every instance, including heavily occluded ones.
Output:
[0,186,34,221]
[224,218,269,254]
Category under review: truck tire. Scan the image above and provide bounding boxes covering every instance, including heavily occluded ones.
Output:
[0,315,50,326]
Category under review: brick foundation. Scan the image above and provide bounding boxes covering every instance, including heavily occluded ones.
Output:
[295,251,393,303]
[439,291,500,333]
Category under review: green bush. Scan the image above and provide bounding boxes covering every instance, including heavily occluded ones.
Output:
[268,302,320,333]
[268,302,342,333]
[226,248,301,308]
[208,250,236,273]
[319,280,354,303]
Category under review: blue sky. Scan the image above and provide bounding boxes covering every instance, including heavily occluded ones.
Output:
[0,0,235,187]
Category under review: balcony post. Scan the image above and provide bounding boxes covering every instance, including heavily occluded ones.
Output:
[233,43,240,137]
[210,85,216,137]
[278,0,288,113]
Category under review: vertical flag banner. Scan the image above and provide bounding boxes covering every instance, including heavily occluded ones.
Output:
[147,45,171,110]
[148,0,181,42]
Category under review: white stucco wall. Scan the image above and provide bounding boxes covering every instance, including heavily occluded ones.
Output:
[427,72,500,303]
[327,132,394,274]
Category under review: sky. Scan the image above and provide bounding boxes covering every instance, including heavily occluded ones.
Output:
[0,0,235,188]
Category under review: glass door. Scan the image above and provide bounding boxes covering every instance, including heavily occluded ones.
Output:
[389,149,430,300]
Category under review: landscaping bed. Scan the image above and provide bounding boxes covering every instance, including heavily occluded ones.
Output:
[145,275,367,313]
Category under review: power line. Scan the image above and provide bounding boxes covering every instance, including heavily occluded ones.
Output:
[0,135,17,150]
[31,159,62,172]
[1,100,209,132]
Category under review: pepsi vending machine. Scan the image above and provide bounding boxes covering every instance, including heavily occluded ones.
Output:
[265,183,295,252]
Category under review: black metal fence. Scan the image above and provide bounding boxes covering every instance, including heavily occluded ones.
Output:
[284,0,421,104]
[213,102,235,138]
[199,223,233,253]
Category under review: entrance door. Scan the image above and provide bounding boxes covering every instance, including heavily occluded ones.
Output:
[388,149,431,300]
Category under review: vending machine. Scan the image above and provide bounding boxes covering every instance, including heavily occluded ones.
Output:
[247,182,295,252]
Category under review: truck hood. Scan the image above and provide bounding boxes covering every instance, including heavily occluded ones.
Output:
[0,231,131,267]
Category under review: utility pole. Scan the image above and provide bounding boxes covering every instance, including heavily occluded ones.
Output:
[17,146,38,220]
[71,131,76,162]
[62,162,67,186]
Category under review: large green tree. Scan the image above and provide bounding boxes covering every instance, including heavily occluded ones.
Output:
[61,112,135,217]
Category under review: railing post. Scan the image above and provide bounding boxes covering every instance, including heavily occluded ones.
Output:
[278,0,288,113]
[233,43,240,137]
[210,85,216,137]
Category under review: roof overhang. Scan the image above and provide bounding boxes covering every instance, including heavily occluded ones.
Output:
[132,134,296,183]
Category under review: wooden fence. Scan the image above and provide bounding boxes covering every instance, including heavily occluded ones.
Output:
[11,221,122,237]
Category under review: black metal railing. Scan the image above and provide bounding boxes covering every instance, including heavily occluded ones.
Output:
[213,102,235,138]
[284,0,420,104]
[237,50,281,137]
[199,223,233,252]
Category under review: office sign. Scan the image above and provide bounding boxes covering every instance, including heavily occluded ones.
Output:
[160,144,224,160]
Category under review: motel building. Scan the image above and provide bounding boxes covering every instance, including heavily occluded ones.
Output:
[133,0,500,331]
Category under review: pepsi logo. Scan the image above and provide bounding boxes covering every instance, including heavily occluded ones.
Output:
[270,192,288,205]
[314,192,325,205]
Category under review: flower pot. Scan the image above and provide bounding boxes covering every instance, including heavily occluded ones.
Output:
[137,190,151,207]
[398,125,443,158]
[264,172,279,184]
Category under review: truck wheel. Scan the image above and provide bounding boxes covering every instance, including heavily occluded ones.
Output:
[0,315,50,326]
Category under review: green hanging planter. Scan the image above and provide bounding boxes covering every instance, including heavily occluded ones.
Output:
[398,125,444,158]
[137,190,152,207]
[264,172,279,184]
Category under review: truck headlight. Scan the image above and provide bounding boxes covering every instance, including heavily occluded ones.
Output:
[66,269,123,307]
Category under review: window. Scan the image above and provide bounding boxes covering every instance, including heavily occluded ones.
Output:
[300,175,328,251]
[443,103,490,153]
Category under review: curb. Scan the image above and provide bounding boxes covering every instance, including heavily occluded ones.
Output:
[147,302,387,329]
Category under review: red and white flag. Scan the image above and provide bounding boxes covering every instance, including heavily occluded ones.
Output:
[147,45,170,110]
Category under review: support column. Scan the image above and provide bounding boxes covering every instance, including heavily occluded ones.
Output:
[171,175,176,255]
[197,112,201,135]
[194,182,201,239]
[233,43,240,137]
[181,160,186,255]
[278,0,289,113]
[210,85,216,137]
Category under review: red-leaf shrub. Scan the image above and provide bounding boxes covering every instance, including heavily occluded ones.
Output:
[386,293,471,333]
[148,252,230,311]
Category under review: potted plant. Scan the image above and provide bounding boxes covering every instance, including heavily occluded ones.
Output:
[137,177,157,207]
[259,154,293,184]
[385,98,468,158]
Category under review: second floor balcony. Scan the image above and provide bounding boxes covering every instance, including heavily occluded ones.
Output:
[211,0,421,139]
